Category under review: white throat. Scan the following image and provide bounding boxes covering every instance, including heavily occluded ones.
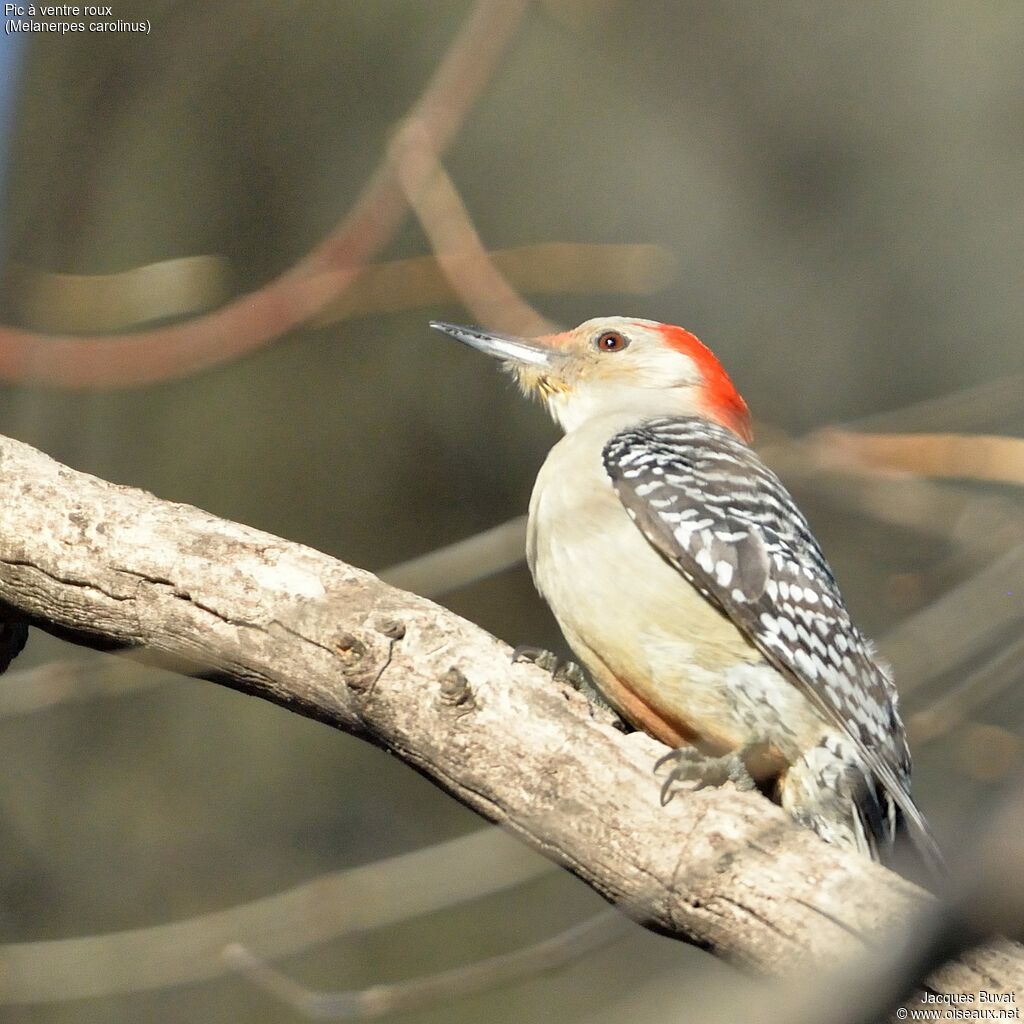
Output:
[546,382,703,434]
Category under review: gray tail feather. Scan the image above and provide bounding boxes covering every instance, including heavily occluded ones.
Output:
[783,748,945,885]
[854,776,946,887]
[891,796,947,886]
[866,759,947,886]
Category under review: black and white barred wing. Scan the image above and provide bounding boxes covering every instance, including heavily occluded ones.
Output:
[603,417,941,870]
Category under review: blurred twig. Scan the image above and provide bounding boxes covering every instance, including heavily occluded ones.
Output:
[908,632,1024,746]
[10,243,673,336]
[844,372,1024,435]
[0,656,157,715]
[312,244,674,327]
[879,545,1024,694]
[379,515,528,597]
[764,436,1024,555]
[6,257,232,334]
[0,828,551,1003]
[393,125,555,335]
[222,909,629,1020]
[0,0,530,388]
[811,429,1024,487]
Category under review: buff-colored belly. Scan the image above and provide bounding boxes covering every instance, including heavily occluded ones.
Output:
[526,419,825,759]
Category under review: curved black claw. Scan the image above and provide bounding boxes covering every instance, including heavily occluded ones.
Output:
[552,660,588,690]
[512,645,585,686]
[656,746,757,805]
[512,645,560,673]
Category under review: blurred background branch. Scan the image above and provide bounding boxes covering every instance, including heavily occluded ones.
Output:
[393,122,556,335]
[221,909,629,1020]
[8,243,673,336]
[808,429,1024,487]
[0,827,555,1004]
[0,0,531,388]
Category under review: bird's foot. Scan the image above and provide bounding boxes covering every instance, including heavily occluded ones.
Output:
[512,645,589,689]
[512,644,561,675]
[512,645,634,733]
[655,745,757,805]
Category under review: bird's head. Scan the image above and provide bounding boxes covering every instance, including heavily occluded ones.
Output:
[429,316,752,441]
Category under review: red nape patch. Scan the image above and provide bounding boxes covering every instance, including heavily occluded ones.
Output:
[655,324,753,443]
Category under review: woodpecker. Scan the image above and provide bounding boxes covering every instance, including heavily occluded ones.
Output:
[430,316,942,876]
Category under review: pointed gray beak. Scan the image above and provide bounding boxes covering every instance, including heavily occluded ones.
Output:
[429,321,559,368]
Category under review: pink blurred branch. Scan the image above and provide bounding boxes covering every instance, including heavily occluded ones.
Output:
[0,0,530,389]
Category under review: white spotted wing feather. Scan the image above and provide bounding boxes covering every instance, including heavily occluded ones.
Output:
[603,417,942,875]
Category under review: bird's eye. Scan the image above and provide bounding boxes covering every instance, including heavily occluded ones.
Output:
[595,330,629,353]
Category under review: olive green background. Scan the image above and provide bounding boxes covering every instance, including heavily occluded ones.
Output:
[1,2,1022,1021]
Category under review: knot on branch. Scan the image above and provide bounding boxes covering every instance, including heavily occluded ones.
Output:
[438,666,475,713]
[375,618,406,640]
[334,631,368,668]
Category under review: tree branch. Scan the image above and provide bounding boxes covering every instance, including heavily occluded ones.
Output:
[0,433,1019,1000]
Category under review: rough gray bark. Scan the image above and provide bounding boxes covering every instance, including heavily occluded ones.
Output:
[0,433,1019,1001]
